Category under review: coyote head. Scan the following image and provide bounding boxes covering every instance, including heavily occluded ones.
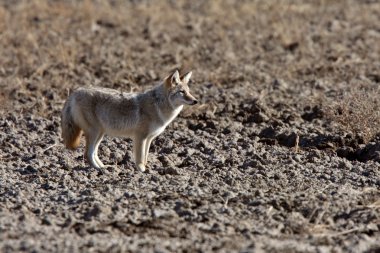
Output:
[165,70,198,107]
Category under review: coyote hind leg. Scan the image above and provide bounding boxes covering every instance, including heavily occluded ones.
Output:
[94,133,105,168]
[85,130,105,169]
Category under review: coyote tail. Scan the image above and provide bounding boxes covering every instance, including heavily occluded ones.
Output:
[61,99,82,149]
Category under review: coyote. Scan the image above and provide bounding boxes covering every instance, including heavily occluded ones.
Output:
[61,70,197,172]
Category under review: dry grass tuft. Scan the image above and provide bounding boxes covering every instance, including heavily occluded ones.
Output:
[322,86,380,143]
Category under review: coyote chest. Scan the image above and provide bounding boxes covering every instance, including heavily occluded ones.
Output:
[151,105,183,137]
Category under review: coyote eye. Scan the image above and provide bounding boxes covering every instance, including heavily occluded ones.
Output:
[179,90,185,95]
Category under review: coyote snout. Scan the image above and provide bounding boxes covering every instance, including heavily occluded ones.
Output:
[61,70,197,172]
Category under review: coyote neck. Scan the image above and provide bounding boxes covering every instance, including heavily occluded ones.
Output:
[152,84,183,124]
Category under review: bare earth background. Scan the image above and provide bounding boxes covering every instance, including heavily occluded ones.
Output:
[0,0,380,252]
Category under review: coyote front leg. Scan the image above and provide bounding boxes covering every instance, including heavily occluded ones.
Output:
[134,135,147,172]
[144,135,155,165]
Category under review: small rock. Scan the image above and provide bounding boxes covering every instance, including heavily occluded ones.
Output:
[153,209,175,219]
[158,155,176,168]
[83,204,102,221]
[164,167,179,175]
[339,160,352,169]
[19,165,38,175]
[41,216,52,226]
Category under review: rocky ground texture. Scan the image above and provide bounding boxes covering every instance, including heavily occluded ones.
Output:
[0,1,379,252]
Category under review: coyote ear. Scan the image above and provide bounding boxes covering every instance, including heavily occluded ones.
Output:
[182,71,192,84]
[171,70,181,85]
[165,70,180,88]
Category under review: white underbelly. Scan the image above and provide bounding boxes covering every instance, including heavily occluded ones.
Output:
[105,128,134,138]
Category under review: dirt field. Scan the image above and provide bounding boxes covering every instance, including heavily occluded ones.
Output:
[0,0,380,252]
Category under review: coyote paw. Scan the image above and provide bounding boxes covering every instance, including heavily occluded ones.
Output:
[137,163,146,172]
